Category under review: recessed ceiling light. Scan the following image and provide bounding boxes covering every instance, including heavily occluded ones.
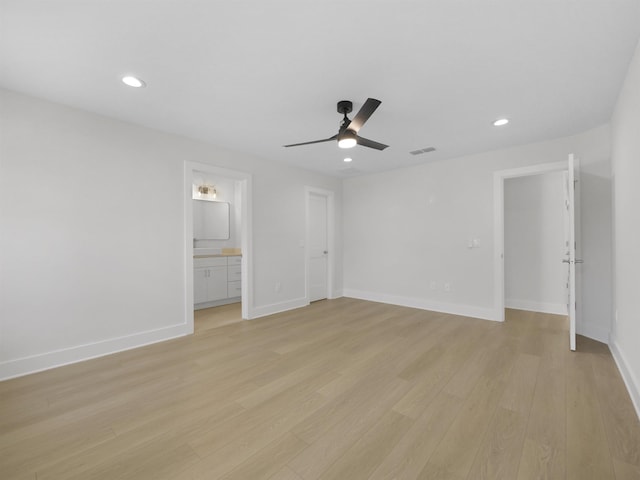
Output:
[343,157,353,163]
[121,75,146,88]
[493,118,509,127]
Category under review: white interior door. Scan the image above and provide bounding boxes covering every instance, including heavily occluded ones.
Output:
[308,193,328,302]
[564,153,581,351]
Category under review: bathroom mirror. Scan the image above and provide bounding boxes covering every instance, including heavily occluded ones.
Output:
[193,200,230,240]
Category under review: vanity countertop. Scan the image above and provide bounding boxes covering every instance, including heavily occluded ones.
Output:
[193,247,241,258]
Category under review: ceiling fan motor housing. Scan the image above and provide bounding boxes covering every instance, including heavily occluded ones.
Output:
[337,100,353,115]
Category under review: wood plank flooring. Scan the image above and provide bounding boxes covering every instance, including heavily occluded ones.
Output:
[1,298,640,479]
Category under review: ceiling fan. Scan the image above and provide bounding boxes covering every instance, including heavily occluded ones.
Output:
[284,98,389,151]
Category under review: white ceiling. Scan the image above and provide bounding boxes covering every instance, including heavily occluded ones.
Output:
[2,1,639,177]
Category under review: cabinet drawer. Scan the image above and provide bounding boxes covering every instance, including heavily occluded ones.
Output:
[228,265,241,281]
[228,280,242,297]
[194,257,227,268]
[227,256,242,266]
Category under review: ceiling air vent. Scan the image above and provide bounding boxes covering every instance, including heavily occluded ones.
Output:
[409,147,436,156]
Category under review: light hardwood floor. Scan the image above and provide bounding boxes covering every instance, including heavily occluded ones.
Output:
[194,303,244,332]
[1,298,640,479]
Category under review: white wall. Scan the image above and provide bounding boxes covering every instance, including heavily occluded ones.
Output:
[0,89,343,379]
[610,39,640,417]
[343,124,612,338]
[580,144,614,343]
[504,172,567,315]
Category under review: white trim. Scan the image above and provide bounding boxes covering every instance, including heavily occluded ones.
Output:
[305,186,336,303]
[0,323,189,381]
[185,161,253,321]
[493,161,568,322]
[343,289,497,321]
[184,162,195,333]
[249,297,309,320]
[505,299,567,316]
[493,172,505,322]
[609,336,640,421]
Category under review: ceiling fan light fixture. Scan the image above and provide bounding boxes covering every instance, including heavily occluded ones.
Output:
[338,138,357,149]
[338,130,357,149]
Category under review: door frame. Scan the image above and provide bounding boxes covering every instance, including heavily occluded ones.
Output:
[493,160,568,322]
[305,186,335,303]
[184,161,253,332]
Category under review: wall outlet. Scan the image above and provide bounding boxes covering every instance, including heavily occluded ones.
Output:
[275,281,281,293]
[444,282,451,292]
[430,280,437,290]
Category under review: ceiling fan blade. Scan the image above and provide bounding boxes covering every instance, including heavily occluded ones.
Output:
[283,135,337,148]
[356,135,389,151]
[348,98,382,133]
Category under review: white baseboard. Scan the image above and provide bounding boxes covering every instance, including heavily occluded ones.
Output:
[249,297,309,320]
[609,336,640,421]
[0,323,191,381]
[343,289,497,321]
[505,299,567,316]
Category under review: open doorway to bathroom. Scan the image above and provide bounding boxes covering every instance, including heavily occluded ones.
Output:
[184,162,252,334]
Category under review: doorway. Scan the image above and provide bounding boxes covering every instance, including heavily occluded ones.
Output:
[493,157,580,350]
[305,187,335,303]
[185,161,252,333]
[503,171,567,316]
